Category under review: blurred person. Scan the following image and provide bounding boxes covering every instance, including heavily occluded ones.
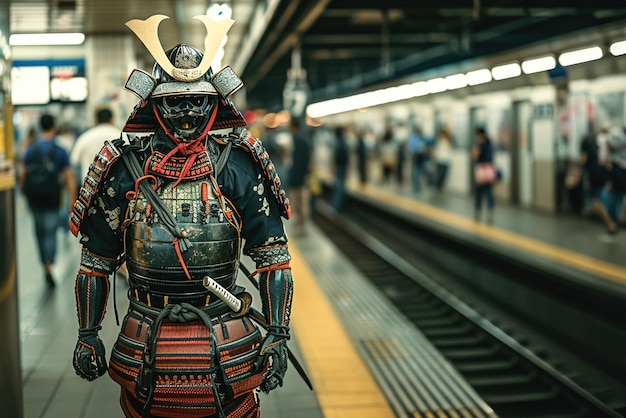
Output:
[70,108,128,277]
[603,127,626,241]
[472,127,496,222]
[596,126,611,205]
[70,107,120,180]
[264,125,293,187]
[580,131,617,238]
[378,127,397,185]
[356,128,369,186]
[409,126,434,193]
[287,118,312,232]
[19,113,76,287]
[17,126,36,162]
[69,18,296,417]
[331,125,350,211]
[275,127,294,187]
[394,122,410,186]
[56,123,78,235]
[56,122,76,154]
[434,127,453,195]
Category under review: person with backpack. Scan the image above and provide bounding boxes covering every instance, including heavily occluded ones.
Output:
[19,113,76,287]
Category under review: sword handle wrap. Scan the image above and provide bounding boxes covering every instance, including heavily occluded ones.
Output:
[202,276,242,312]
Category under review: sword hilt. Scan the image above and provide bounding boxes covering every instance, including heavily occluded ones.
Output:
[202,275,251,317]
[202,275,314,391]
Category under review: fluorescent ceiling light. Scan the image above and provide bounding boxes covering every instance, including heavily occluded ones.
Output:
[445,73,467,90]
[207,3,233,20]
[491,63,521,80]
[521,56,556,74]
[610,40,626,56]
[558,46,603,66]
[426,77,447,94]
[466,69,492,86]
[9,33,85,46]
[306,80,432,118]
[407,81,429,97]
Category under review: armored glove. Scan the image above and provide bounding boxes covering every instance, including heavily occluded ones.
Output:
[73,326,108,381]
[255,326,290,393]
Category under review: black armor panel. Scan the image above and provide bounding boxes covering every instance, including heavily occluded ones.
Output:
[125,178,241,307]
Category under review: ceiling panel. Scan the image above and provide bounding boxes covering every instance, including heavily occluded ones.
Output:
[9,0,626,112]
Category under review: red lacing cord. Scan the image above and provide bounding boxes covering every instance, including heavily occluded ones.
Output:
[125,174,158,201]
[249,261,291,278]
[173,237,193,280]
[152,104,218,188]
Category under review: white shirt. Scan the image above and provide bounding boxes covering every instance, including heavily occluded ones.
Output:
[434,138,453,164]
[70,123,121,178]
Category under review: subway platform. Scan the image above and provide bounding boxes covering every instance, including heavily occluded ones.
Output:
[14,175,626,417]
[346,178,626,292]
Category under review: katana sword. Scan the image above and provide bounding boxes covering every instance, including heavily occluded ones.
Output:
[202,276,313,391]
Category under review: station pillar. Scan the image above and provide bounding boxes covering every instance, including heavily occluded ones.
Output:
[0,3,23,414]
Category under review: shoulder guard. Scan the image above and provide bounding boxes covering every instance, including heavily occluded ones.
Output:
[229,129,291,219]
[69,139,124,236]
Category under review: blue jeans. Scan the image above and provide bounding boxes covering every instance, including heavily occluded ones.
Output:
[605,189,625,224]
[475,184,494,212]
[412,160,435,193]
[331,166,347,211]
[30,206,59,264]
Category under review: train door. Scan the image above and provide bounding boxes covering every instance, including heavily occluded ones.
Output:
[513,101,533,207]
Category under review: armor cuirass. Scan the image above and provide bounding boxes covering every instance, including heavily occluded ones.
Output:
[124,176,241,307]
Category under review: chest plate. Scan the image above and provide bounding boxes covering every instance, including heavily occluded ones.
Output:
[125,177,241,302]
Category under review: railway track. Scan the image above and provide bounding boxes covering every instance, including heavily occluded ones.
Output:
[313,198,625,418]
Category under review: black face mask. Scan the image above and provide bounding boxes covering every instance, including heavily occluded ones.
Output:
[155,94,217,141]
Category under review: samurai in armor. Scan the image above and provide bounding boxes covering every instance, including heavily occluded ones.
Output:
[70,15,294,417]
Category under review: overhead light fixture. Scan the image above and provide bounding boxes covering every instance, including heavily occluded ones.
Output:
[306,80,433,118]
[466,69,492,86]
[610,40,626,56]
[444,73,468,90]
[426,77,447,94]
[207,3,233,20]
[558,46,603,66]
[521,56,556,74]
[9,33,85,46]
[307,96,353,118]
[406,81,429,97]
[491,63,521,80]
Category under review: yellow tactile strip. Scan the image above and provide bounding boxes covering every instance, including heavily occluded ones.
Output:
[289,241,396,418]
[353,184,626,287]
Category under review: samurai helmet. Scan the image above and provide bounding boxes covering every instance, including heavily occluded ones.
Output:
[122,15,246,137]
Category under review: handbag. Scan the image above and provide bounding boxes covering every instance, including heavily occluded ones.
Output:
[474,162,497,185]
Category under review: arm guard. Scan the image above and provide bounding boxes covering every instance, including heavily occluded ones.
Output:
[75,270,110,330]
[73,249,114,381]
[249,244,293,392]
[249,244,293,332]
[259,267,293,334]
